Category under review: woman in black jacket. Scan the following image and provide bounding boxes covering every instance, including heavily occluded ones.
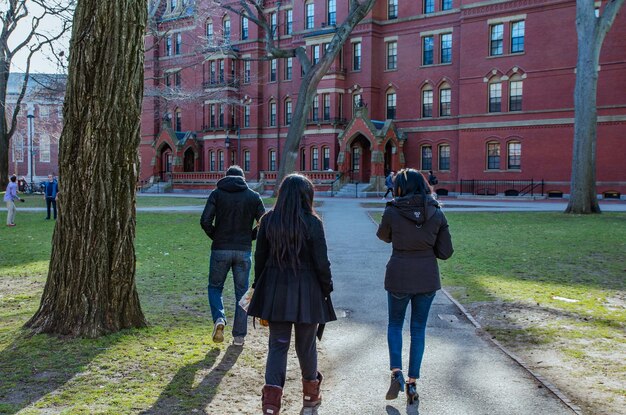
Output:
[376,168,454,405]
[248,174,336,415]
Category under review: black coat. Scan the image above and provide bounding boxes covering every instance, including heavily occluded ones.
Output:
[248,212,337,324]
[200,176,265,251]
[376,194,454,294]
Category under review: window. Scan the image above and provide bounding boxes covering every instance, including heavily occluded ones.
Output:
[206,21,213,45]
[244,60,251,83]
[421,145,432,170]
[487,142,500,169]
[285,57,293,80]
[312,45,320,65]
[219,105,224,127]
[209,61,216,83]
[270,101,277,126]
[230,104,235,127]
[39,106,49,118]
[210,151,216,171]
[242,16,249,39]
[353,42,361,70]
[441,0,452,11]
[223,17,231,44]
[312,147,319,170]
[338,93,344,118]
[286,9,293,34]
[422,89,433,117]
[490,24,503,56]
[386,92,396,119]
[269,150,277,171]
[175,109,182,131]
[312,95,319,121]
[388,0,398,19]
[306,2,315,29]
[12,134,23,162]
[509,80,523,111]
[218,150,225,171]
[218,60,224,82]
[422,36,434,65]
[209,104,215,128]
[244,150,251,171]
[439,144,450,170]
[175,71,181,87]
[285,100,292,125]
[270,59,277,82]
[244,105,250,127]
[508,142,521,169]
[424,0,435,14]
[270,13,277,38]
[511,21,525,53]
[386,41,397,70]
[440,33,452,64]
[353,93,362,115]
[439,88,451,116]
[323,94,331,120]
[323,147,330,170]
[489,82,502,113]
[166,35,172,56]
[175,33,182,54]
[328,0,337,25]
[39,134,50,162]
[352,146,361,171]
[300,148,307,170]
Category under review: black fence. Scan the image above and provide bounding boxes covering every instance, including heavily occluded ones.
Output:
[460,179,544,196]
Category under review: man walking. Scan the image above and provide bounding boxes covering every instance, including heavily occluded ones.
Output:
[43,174,58,220]
[200,165,265,346]
[382,171,395,200]
[4,175,25,227]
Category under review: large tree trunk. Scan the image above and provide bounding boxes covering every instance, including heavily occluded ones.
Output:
[566,0,624,213]
[26,0,147,337]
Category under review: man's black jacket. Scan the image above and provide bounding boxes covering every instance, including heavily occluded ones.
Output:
[200,175,265,251]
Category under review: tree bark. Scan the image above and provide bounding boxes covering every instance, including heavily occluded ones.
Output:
[26,0,148,337]
[566,0,624,213]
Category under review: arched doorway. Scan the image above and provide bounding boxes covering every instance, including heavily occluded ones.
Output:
[159,143,173,181]
[384,141,394,175]
[183,148,195,172]
[349,134,371,183]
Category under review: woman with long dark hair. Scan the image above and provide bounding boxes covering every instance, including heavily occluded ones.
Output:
[248,174,336,415]
[376,168,454,405]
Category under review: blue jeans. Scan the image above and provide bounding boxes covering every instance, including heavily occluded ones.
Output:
[208,249,251,338]
[387,291,436,379]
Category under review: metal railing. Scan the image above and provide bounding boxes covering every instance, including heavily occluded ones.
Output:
[460,179,544,196]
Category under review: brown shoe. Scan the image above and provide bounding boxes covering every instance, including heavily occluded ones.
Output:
[262,384,282,414]
[302,372,323,408]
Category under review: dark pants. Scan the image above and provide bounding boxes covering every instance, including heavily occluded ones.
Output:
[46,197,57,219]
[265,322,318,387]
[384,187,394,198]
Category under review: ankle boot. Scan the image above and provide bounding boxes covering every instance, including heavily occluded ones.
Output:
[406,381,419,405]
[262,385,283,414]
[302,372,323,408]
[385,370,405,400]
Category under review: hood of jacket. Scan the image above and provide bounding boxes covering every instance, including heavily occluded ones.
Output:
[390,194,440,225]
[216,175,249,192]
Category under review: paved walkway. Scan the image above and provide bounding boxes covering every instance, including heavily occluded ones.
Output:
[315,198,575,415]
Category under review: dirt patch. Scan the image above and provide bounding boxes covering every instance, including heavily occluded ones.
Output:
[466,301,626,415]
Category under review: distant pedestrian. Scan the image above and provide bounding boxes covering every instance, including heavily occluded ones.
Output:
[248,174,336,415]
[427,170,438,186]
[4,175,25,227]
[383,171,395,200]
[376,168,453,405]
[200,165,265,347]
[43,174,59,220]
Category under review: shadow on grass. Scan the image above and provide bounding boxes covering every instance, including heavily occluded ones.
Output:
[0,332,118,415]
[141,345,242,414]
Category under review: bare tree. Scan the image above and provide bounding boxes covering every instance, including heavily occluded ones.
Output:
[566,0,625,214]
[0,0,72,189]
[26,0,147,337]
[224,0,377,185]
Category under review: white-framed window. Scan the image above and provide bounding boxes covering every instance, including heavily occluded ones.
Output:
[175,108,182,131]
[442,0,453,11]
[244,150,251,171]
[12,134,24,162]
[386,91,396,120]
[424,0,435,13]
[206,20,213,45]
[223,16,231,44]
[440,33,452,64]
[285,57,293,80]
[312,147,319,170]
[439,144,451,170]
[244,60,251,83]
[285,99,292,125]
[422,88,433,117]
[511,21,525,53]
[270,12,277,38]
[305,1,315,29]
[487,142,500,169]
[323,147,331,170]
[421,145,432,170]
[328,0,337,25]
[388,0,398,19]
[489,82,502,113]
[269,149,277,171]
[323,93,331,120]
[270,59,277,82]
[210,150,216,171]
[241,16,249,40]
[386,41,397,70]
[353,93,362,116]
[165,35,172,56]
[509,80,523,111]
[353,42,361,71]
[490,24,504,56]
[312,95,319,121]
[218,150,225,171]
[175,33,182,55]
[422,36,434,65]
[286,9,293,34]
[508,141,521,169]
[312,45,320,65]
[439,87,451,116]
[39,134,50,163]
[269,101,277,126]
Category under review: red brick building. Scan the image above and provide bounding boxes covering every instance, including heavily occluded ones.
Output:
[141,0,626,198]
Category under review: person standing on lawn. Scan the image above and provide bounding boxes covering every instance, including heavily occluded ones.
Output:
[200,165,265,346]
[4,175,25,227]
[376,168,453,405]
[43,174,59,220]
[248,174,336,415]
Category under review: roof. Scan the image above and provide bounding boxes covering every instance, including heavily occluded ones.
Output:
[7,73,66,97]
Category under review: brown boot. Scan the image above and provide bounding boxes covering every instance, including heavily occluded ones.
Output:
[262,385,282,414]
[302,372,323,408]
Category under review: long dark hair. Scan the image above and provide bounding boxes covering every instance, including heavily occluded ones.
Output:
[393,168,432,200]
[263,174,317,270]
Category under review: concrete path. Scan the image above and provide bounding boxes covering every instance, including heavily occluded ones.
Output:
[315,198,575,415]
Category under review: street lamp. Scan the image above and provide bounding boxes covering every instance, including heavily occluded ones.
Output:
[224,133,230,149]
[27,108,35,193]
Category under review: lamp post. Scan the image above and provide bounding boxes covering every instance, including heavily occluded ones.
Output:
[225,132,231,168]
[27,108,35,193]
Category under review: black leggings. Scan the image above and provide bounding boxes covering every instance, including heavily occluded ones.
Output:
[384,187,394,198]
[265,322,318,387]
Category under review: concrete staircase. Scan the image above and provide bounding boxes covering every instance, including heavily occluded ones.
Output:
[333,182,374,198]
